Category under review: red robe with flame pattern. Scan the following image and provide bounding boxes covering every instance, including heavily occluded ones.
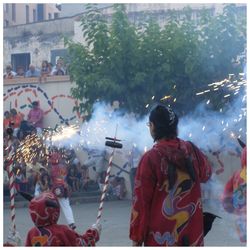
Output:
[221,147,246,243]
[129,138,212,246]
[25,192,99,246]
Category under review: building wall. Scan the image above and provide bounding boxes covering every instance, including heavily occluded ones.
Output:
[3,76,83,128]
[3,17,75,69]
[3,3,60,27]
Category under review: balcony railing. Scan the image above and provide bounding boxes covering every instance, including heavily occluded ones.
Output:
[3,75,71,86]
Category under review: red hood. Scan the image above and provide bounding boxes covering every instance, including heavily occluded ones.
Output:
[29,192,60,227]
[153,138,190,170]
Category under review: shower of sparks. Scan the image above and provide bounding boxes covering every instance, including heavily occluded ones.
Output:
[160,95,171,101]
[9,133,47,164]
[51,124,79,142]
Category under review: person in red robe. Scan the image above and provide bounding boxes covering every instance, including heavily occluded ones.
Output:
[221,146,246,243]
[25,191,101,246]
[129,104,212,246]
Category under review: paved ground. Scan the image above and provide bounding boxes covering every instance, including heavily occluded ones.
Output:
[3,199,246,246]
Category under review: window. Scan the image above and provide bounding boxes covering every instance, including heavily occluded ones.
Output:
[4,20,9,27]
[33,9,36,22]
[5,4,9,13]
[50,49,68,66]
[37,4,44,21]
[48,13,52,20]
[26,5,30,23]
[12,4,16,22]
[54,13,59,19]
[11,53,31,72]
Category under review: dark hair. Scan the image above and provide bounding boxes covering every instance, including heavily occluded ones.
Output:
[32,101,39,106]
[6,127,14,136]
[149,104,178,141]
[4,111,10,116]
[10,109,17,115]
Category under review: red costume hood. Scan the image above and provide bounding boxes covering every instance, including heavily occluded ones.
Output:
[29,192,60,227]
[153,138,190,170]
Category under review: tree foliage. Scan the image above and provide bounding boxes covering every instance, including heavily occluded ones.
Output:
[65,3,246,118]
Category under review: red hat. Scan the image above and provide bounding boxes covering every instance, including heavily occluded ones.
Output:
[29,192,60,227]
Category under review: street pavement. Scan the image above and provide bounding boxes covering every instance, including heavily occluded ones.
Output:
[3,199,246,247]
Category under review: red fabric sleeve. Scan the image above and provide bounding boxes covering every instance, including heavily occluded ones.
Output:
[129,152,156,244]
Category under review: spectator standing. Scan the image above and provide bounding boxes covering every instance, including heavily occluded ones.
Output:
[25,64,41,77]
[67,165,80,192]
[4,64,16,79]
[41,60,50,76]
[129,104,212,246]
[27,101,44,135]
[51,58,66,75]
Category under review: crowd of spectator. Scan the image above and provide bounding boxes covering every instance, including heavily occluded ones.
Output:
[3,102,127,201]
[3,57,67,79]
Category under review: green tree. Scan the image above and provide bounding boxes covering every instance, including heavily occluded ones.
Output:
[66,3,246,118]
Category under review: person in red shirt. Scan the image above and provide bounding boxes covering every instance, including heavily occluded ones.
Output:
[221,146,246,243]
[27,101,44,134]
[24,191,101,246]
[129,104,212,246]
[49,150,76,230]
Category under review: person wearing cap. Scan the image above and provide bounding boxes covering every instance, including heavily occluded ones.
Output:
[27,101,44,135]
[129,104,212,246]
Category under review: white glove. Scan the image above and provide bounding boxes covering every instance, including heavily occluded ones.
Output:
[91,223,102,236]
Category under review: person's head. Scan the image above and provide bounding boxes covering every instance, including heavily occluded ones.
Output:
[6,65,12,73]
[29,191,60,227]
[29,64,35,72]
[56,57,64,65]
[32,101,39,109]
[39,167,46,174]
[16,66,24,76]
[6,127,14,136]
[41,60,48,68]
[148,104,178,142]
[4,111,10,118]
[10,108,17,116]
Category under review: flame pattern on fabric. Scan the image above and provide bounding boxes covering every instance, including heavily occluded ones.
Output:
[129,138,211,246]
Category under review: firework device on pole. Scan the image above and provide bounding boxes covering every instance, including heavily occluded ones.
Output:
[4,146,22,246]
[96,128,123,225]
